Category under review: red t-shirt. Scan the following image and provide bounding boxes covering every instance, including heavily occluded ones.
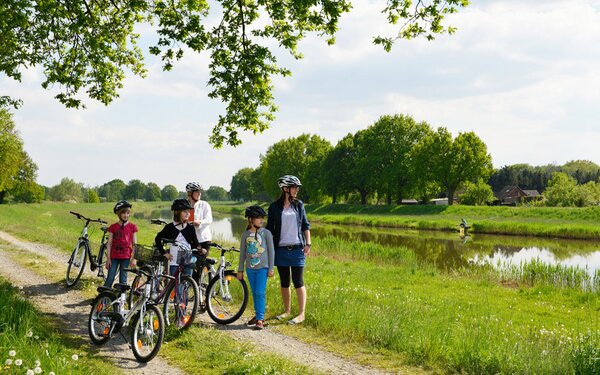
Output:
[108,222,138,260]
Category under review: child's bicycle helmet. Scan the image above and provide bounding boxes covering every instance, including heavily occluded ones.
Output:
[113,200,132,213]
[171,198,193,211]
[245,205,267,218]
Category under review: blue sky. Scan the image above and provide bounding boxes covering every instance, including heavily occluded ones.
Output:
[4,0,600,190]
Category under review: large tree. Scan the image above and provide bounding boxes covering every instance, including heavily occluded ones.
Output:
[360,114,431,204]
[97,179,127,201]
[413,127,493,205]
[260,134,331,202]
[1,1,468,146]
[230,167,254,201]
[0,109,41,203]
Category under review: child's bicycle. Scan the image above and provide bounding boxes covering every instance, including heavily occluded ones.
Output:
[87,268,165,363]
[130,236,200,330]
[65,211,109,288]
[201,242,249,325]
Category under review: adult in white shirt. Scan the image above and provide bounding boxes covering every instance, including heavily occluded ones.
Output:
[185,182,213,278]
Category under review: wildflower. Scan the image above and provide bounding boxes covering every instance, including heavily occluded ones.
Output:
[8,350,16,357]
[34,335,39,340]
[34,360,40,367]
[15,359,23,366]
[5,359,13,365]
[34,367,42,374]
[72,354,78,361]
[27,369,34,375]
[49,372,55,375]
[26,330,33,337]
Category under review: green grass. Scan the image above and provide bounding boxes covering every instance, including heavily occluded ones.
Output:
[0,276,119,375]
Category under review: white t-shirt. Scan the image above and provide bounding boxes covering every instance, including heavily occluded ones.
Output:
[279,207,300,246]
[169,232,187,266]
[193,200,213,242]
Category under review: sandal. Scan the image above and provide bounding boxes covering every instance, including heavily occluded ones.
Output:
[275,313,290,321]
[287,317,304,325]
[247,316,257,326]
[254,320,264,330]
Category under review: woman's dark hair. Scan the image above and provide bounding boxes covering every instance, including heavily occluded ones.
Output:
[276,188,297,207]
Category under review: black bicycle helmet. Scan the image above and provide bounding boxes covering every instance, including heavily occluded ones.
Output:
[186,182,202,192]
[171,198,193,211]
[278,175,302,188]
[245,205,267,218]
[113,200,132,213]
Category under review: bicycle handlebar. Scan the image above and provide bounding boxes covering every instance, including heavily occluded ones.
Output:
[209,242,240,253]
[150,218,168,225]
[70,211,107,225]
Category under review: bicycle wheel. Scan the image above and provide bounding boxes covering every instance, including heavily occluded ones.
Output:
[131,303,164,363]
[66,241,87,288]
[128,265,152,309]
[88,291,116,345]
[206,271,248,325]
[197,265,213,312]
[163,276,199,330]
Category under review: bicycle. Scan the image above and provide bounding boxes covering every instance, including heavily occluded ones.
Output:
[65,211,109,288]
[203,242,249,325]
[130,237,200,330]
[88,268,166,362]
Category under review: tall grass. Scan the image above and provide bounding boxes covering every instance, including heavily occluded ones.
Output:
[0,277,117,374]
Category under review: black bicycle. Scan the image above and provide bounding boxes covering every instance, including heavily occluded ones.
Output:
[65,211,109,288]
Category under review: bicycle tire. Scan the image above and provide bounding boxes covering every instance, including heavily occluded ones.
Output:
[206,271,248,325]
[163,276,199,330]
[197,265,213,312]
[128,265,155,309]
[131,304,164,363]
[88,291,116,345]
[66,241,87,288]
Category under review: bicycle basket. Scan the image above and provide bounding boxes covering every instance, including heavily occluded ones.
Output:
[135,244,161,266]
[176,248,195,266]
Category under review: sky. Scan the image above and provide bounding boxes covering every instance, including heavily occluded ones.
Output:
[4,0,600,191]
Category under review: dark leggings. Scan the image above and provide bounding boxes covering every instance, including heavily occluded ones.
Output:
[277,266,305,289]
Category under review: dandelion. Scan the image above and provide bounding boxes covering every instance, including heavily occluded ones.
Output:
[34,366,42,374]
[27,369,34,375]
[71,354,78,361]
[8,350,16,357]
[15,359,23,366]
[34,360,40,366]
[26,330,33,337]
[49,372,55,375]
[5,359,13,365]
[34,335,39,340]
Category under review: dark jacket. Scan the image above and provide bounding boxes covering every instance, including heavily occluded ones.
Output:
[154,223,200,255]
[266,199,310,247]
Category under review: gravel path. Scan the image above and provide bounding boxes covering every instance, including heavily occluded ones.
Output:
[0,230,401,374]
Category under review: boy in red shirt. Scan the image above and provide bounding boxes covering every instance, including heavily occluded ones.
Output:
[104,200,138,287]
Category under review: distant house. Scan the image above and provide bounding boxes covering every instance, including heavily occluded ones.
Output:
[401,199,419,205]
[494,186,541,205]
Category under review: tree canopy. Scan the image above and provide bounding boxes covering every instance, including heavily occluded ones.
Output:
[1,0,468,147]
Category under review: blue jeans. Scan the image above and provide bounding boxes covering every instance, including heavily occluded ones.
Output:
[104,258,130,288]
[246,267,268,321]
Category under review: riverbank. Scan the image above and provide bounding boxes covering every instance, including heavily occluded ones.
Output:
[211,202,600,240]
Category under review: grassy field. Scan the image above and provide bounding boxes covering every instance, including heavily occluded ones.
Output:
[211,202,600,240]
[0,276,118,375]
[2,202,600,373]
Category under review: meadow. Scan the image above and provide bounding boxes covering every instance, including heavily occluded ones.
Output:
[1,201,600,373]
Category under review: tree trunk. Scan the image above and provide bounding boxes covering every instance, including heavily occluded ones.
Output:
[396,188,404,205]
[332,194,337,204]
[386,191,392,205]
[359,189,368,204]
[0,191,5,204]
[447,188,455,205]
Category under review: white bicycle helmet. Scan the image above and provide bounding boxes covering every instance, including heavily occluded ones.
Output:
[186,182,202,192]
[113,200,132,213]
[278,175,302,188]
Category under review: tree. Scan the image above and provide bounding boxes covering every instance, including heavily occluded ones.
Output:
[360,114,431,204]
[561,160,600,185]
[161,185,179,201]
[144,182,161,201]
[48,178,84,202]
[413,128,493,205]
[544,172,578,207]
[260,134,332,202]
[123,179,147,201]
[0,109,41,203]
[230,168,255,201]
[1,1,468,146]
[459,179,495,206]
[87,189,101,203]
[97,179,127,201]
[205,186,230,201]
